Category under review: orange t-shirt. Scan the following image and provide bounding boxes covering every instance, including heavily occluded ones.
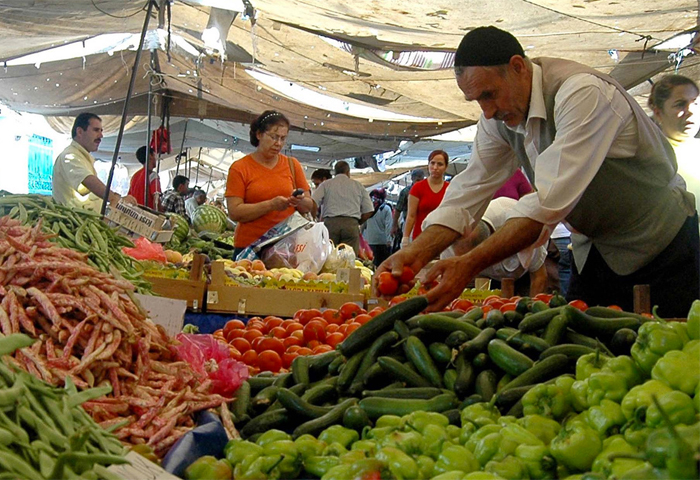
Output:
[225,154,310,248]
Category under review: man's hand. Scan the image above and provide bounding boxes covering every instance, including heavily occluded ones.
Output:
[422,255,478,312]
[270,196,291,211]
[372,245,427,298]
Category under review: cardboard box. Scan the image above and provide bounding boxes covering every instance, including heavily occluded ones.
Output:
[105,202,174,243]
[207,262,366,317]
[143,254,207,310]
[132,293,186,337]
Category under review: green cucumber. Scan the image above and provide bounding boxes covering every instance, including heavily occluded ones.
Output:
[231,380,251,421]
[308,350,342,377]
[251,385,280,412]
[453,351,475,398]
[351,331,400,390]
[240,409,289,438]
[493,385,535,410]
[472,352,490,369]
[539,344,595,360]
[273,372,294,388]
[394,320,411,339]
[499,354,570,392]
[495,327,550,353]
[487,339,534,377]
[337,349,368,392]
[443,409,461,426]
[361,387,444,399]
[411,315,482,339]
[459,327,496,358]
[460,307,484,322]
[404,336,443,388]
[517,307,564,333]
[292,355,311,386]
[443,369,458,391]
[343,405,372,432]
[563,305,641,336]
[339,296,428,357]
[276,388,333,418]
[503,310,524,327]
[475,369,498,402]
[301,383,338,405]
[377,356,432,388]
[530,300,549,313]
[484,310,505,329]
[359,393,458,419]
[292,398,359,438]
[445,330,470,349]
[428,342,452,365]
[542,313,568,346]
[585,306,648,322]
[247,375,276,393]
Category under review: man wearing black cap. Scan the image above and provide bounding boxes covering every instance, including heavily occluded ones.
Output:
[376,26,699,317]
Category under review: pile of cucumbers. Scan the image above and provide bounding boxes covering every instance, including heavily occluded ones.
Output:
[231,296,647,440]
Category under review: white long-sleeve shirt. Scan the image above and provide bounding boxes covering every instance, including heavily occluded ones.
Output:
[425,63,641,242]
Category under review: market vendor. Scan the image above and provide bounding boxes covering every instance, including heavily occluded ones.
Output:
[376,26,699,317]
[127,145,162,210]
[52,113,136,210]
[225,110,314,255]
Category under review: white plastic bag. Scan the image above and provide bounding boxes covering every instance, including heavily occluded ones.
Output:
[262,222,332,274]
[321,242,356,273]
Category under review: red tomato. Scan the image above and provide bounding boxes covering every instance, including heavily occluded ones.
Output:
[255,337,285,356]
[353,314,372,326]
[241,349,258,366]
[310,316,329,328]
[223,319,245,337]
[399,266,416,284]
[398,284,412,295]
[326,324,340,334]
[213,329,224,338]
[283,336,303,349]
[485,300,504,310]
[482,295,503,305]
[377,272,399,296]
[500,302,517,312]
[322,309,344,325]
[337,324,348,336]
[534,293,554,304]
[224,328,246,342]
[251,335,266,352]
[231,337,251,353]
[307,340,322,350]
[298,309,323,325]
[293,309,306,321]
[303,320,327,343]
[282,351,298,369]
[264,316,284,331]
[286,344,302,353]
[313,344,333,354]
[258,350,282,373]
[290,330,305,341]
[326,332,345,348]
[568,299,589,311]
[449,299,474,311]
[368,306,385,318]
[339,302,364,320]
[388,295,408,307]
[285,322,304,335]
[344,322,361,335]
[246,320,265,332]
[269,326,288,339]
[481,304,494,314]
[607,305,623,311]
[243,329,264,343]
[228,346,242,361]
[296,347,313,356]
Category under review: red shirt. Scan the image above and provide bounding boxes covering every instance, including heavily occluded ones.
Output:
[409,179,449,239]
[493,169,532,200]
[128,168,162,209]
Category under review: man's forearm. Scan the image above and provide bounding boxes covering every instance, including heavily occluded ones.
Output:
[407,224,462,264]
[82,175,119,204]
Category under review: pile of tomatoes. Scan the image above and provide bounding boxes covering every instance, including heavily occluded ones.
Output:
[213,302,385,375]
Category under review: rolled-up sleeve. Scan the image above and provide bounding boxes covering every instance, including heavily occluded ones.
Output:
[424,116,519,236]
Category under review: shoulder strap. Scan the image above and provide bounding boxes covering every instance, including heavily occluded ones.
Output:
[287,156,297,188]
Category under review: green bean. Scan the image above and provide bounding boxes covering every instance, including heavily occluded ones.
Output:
[0,334,35,357]
[88,222,108,253]
[0,445,44,480]
[67,385,112,409]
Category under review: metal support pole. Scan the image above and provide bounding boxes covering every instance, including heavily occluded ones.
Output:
[101,0,155,215]
[144,50,155,209]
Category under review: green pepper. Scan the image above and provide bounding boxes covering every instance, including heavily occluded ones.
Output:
[649,395,699,479]
[350,439,377,455]
[322,442,348,457]
[319,425,359,449]
[484,456,528,480]
[379,430,422,456]
[616,462,669,480]
[550,421,602,472]
[645,390,696,428]
[570,379,589,412]
[591,435,643,479]
[303,456,340,478]
[256,429,291,446]
[364,426,397,441]
[601,355,643,390]
[459,422,477,446]
[651,350,699,395]
[224,439,263,467]
[585,399,627,436]
[621,412,652,449]
[321,459,385,480]
[375,415,403,428]
[683,339,700,358]
[416,455,435,479]
[630,321,684,374]
[294,434,327,459]
[375,446,419,480]
[461,402,501,429]
[497,415,518,426]
[338,450,367,465]
[405,410,449,433]
[575,351,609,381]
[498,423,544,459]
[464,424,503,457]
[687,300,700,340]
[262,440,301,478]
[463,472,507,480]
[433,444,480,476]
[431,472,467,480]
[587,371,628,406]
[446,424,462,441]
[620,380,672,420]
[695,380,700,413]
[515,445,556,480]
[184,456,232,480]
[234,454,284,480]
[473,432,503,466]
[522,376,574,420]
[645,422,700,469]
[420,424,450,459]
[669,321,690,345]
[517,414,561,445]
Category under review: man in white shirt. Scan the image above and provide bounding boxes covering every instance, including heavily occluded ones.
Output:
[376,26,698,317]
[442,197,548,296]
[52,113,135,211]
[185,189,206,219]
[312,161,374,256]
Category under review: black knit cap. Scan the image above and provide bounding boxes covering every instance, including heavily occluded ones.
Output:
[455,26,525,67]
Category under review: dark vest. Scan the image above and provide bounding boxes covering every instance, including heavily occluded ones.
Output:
[496,57,694,275]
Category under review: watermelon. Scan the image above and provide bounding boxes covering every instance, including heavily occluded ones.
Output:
[167,213,190,242]
[192,205,227,234]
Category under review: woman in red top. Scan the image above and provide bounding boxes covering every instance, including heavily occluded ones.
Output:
[402,150,449,247]
[225,111,314,252]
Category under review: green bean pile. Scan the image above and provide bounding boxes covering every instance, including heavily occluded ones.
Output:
[0,194,152,294]
[0,333,128,479]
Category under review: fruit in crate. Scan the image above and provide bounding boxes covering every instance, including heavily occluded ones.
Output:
[164,249,183,264]
[192,205,228,233]
[167,212,191,242]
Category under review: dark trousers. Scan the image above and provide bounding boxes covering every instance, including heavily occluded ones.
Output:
[324,216,361,257]
[370,244,391,268]
[567,214,700,318]
[553,237,572,296]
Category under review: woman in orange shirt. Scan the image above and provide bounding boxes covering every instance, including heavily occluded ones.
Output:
[225,111,314,253]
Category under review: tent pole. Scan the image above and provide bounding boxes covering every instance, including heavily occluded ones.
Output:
[195,147,202,184]
[144,49,154,209]
[176,119,188,175]
[101,0,156,216]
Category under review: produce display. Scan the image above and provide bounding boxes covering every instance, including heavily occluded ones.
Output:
[0,194,152,294]
[0,216,228,457]
[0,333,128,479]
[191,205,229,234]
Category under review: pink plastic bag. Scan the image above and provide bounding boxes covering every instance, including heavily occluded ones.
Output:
[122,237,168,263]
[173,333,249,397]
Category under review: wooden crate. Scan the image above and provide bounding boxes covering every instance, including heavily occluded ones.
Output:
[143,254,207,310]
[206,262,366,317]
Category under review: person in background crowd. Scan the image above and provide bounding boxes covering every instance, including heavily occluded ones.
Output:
[649,74,700,217]
[402,150,450,248]
[391,168,425,250]
[493,168,533,200]
[442,197,548,296]
[362,188,393,267]
[161,175,190,219]
[549,223,572,295]
[377,26,698,317]
[311,168,332,188]
[185,189,207,219]
[52,112,136,210]
[313,160,374,256]
[128,145,162,210]
[225,110,314,255]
